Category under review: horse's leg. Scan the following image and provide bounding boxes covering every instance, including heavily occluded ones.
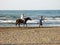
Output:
[18,24,20,27]
[23,24,25,27]
[26,23,27,27]
[16,22,17,27]
[16,24,17,27]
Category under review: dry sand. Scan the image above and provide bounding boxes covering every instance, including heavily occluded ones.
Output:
[0,27,60,45]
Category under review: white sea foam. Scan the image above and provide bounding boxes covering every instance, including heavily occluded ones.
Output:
[27,19,39,23]
[0,18,60,24]
[44,20,60,22]
[0,19,39,23]
[0,20,16,23]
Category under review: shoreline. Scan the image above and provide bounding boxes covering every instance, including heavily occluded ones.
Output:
[0,26,60,28]
[0,26,60,31]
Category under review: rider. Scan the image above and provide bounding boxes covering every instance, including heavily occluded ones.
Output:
[20,13,25,20]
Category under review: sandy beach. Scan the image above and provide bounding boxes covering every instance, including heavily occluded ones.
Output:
[0,27,60,45]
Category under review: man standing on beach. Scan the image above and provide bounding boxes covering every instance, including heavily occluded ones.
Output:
[39,16,43,27]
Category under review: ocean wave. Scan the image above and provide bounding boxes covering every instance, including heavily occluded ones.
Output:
[44,17,60,20]
[0,15,60,24]
[0,19,60,24]
[0,19,39,23]
[44,19,60,22]
[0,15,17,20]
[0,20,16,23]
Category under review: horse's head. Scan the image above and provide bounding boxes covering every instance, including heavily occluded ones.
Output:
[24,17,32,23]
[25,17,32,21]
[27,17,32,20]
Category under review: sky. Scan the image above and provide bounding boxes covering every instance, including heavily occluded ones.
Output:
[0,0,60,10]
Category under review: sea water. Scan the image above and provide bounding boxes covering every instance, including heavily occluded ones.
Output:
[0,10,60,27]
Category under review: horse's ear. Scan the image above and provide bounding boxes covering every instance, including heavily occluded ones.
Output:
[27,17,30,18]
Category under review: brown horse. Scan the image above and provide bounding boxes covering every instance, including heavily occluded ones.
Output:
[16,17,31,27]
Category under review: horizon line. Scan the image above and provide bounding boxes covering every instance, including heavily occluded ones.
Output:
[0,9,60,10]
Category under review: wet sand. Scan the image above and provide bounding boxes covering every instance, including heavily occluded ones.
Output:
[0,27,60,45]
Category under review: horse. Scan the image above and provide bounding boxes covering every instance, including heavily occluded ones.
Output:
[16,17,31,27]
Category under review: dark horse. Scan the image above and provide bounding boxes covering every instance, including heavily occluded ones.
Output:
[16,17,31,27]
